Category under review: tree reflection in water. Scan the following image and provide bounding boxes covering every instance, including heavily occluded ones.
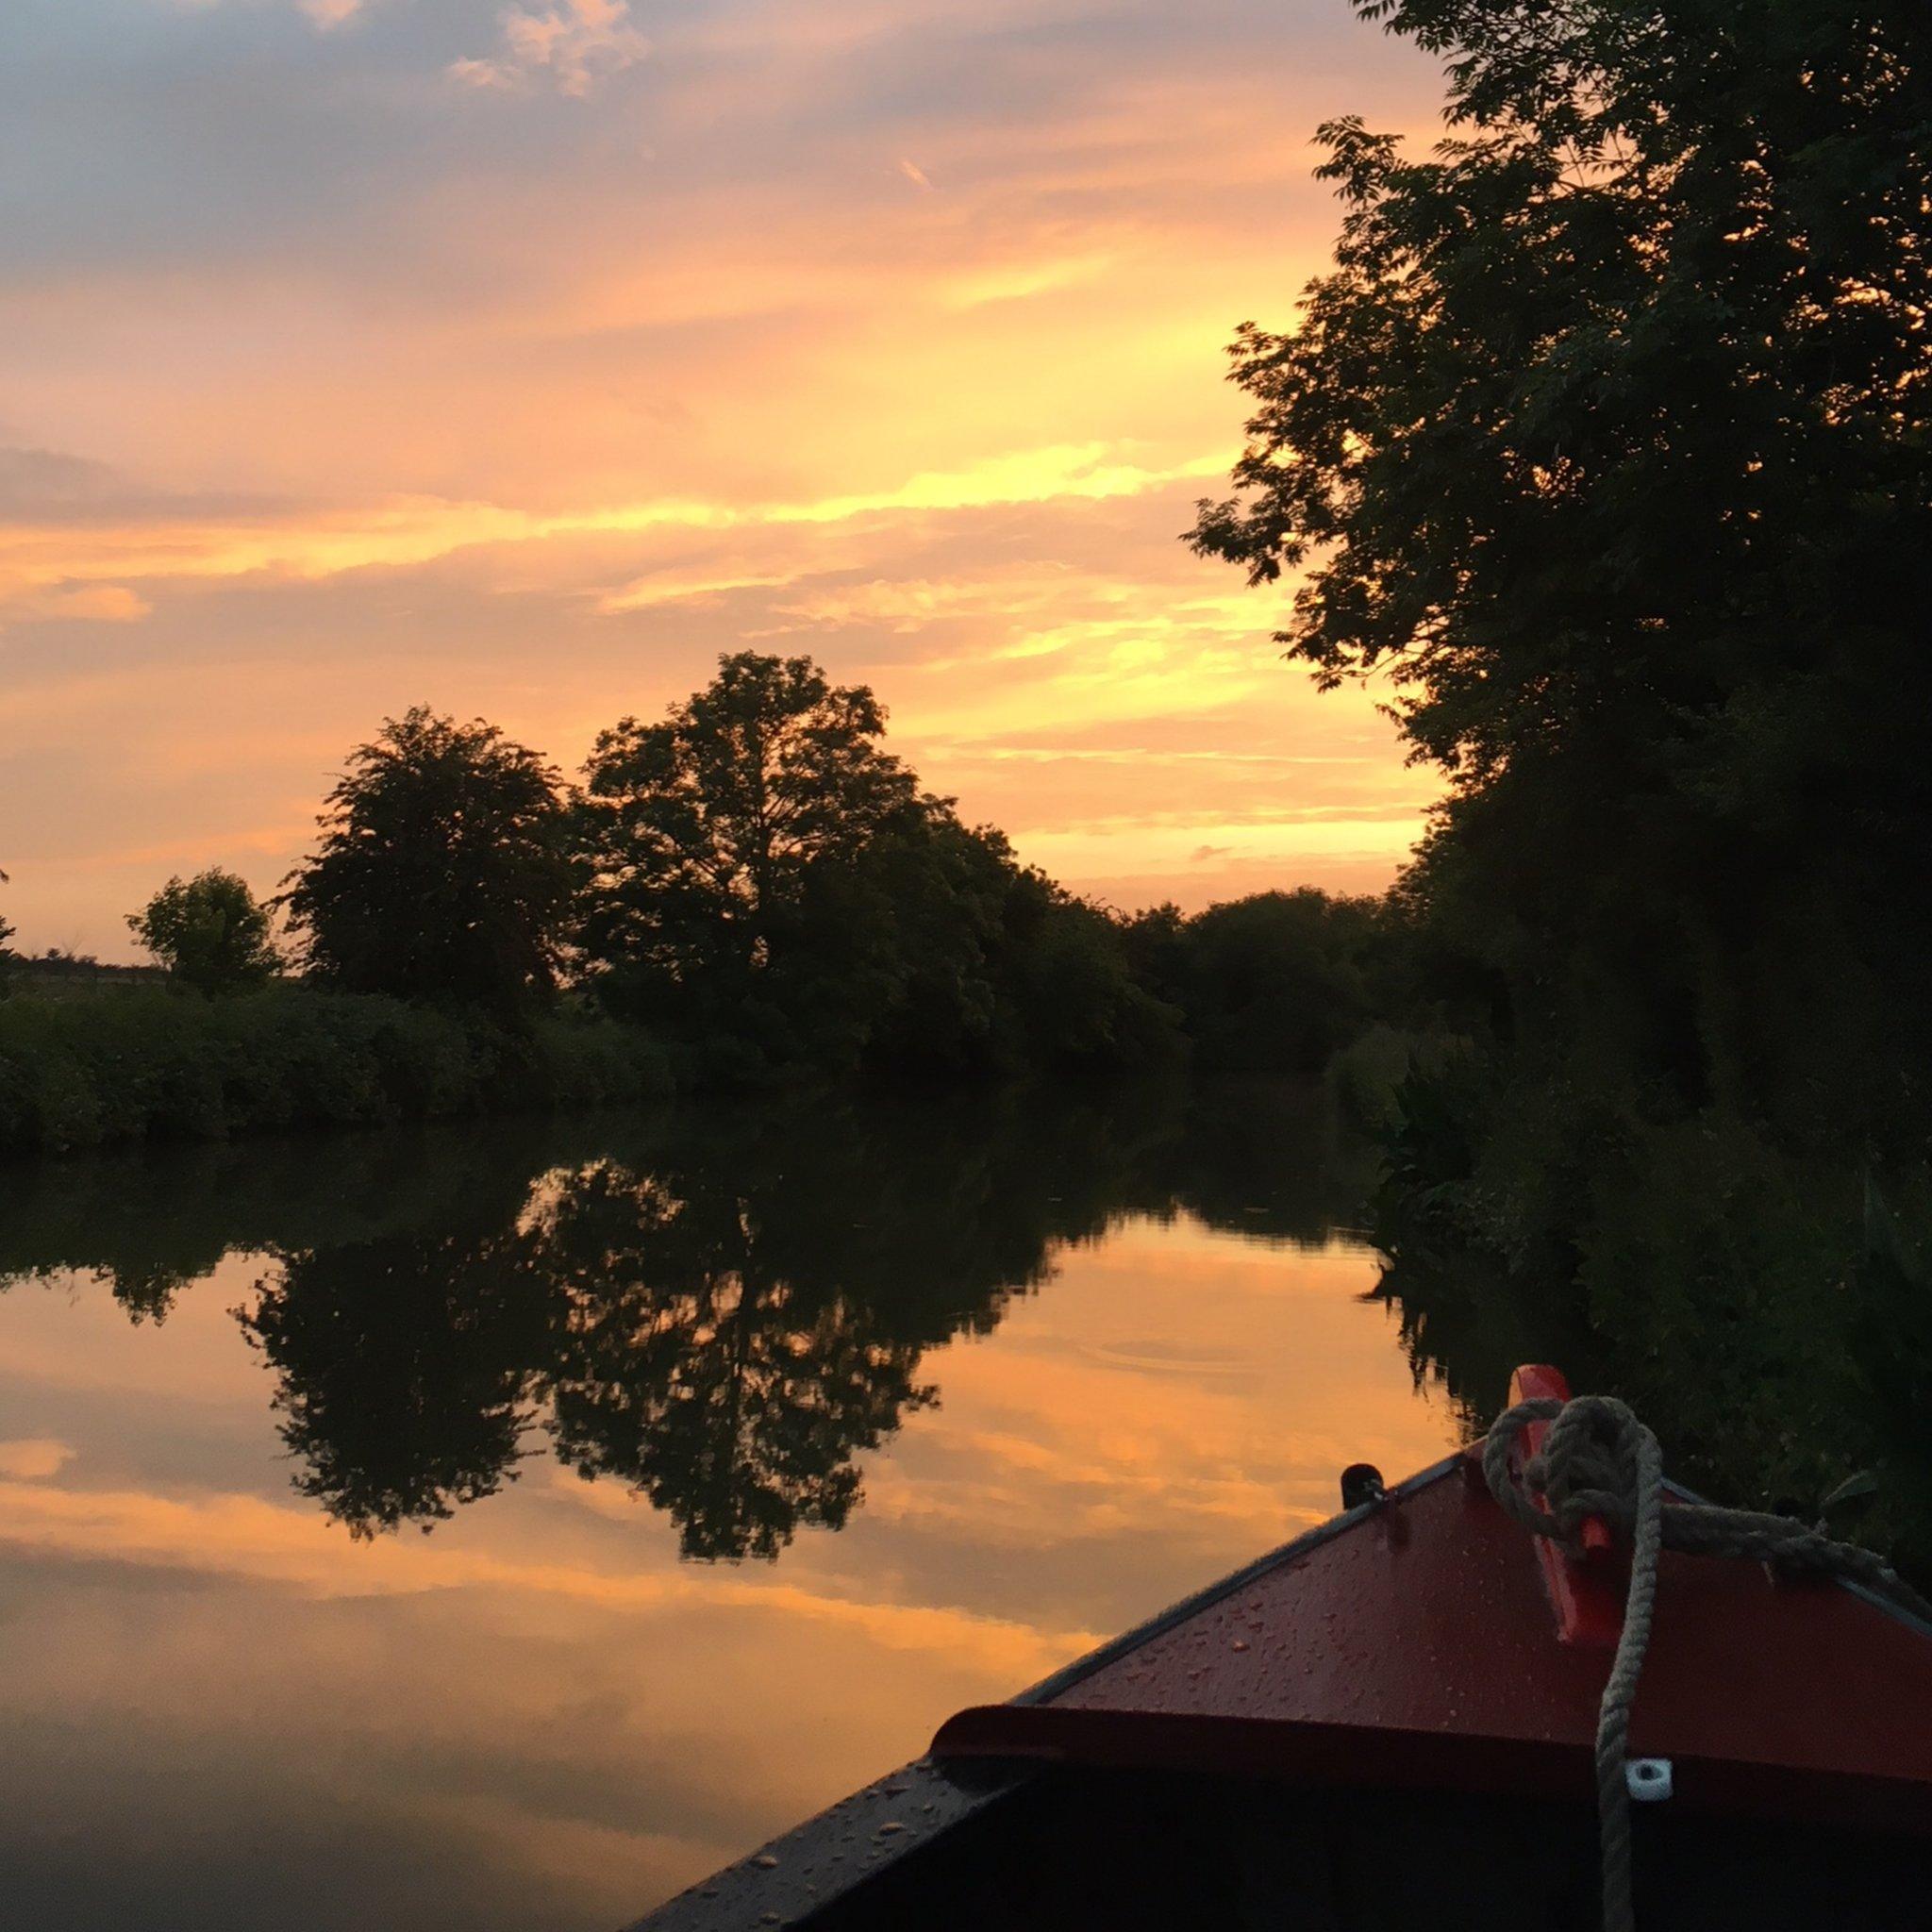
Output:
[532,1158,940,1559]
[1,1084,1359,1560]
[8,1084,1925,1585]
[242,1227,546,1536]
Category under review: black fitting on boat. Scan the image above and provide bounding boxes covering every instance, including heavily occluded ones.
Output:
[1341,1463,1387,1510]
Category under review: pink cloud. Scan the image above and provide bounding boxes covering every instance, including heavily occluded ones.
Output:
[451,0,649,97]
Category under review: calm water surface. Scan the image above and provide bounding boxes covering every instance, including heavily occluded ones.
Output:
[0,1087,1466,1932]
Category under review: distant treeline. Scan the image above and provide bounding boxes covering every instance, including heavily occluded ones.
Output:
[0,652,1422,1157]
[4,950,162,991]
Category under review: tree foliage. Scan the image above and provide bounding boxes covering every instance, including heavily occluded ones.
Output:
[580,652,1178,1080]
[125,868,279,994]
[1125,889,1389,1076]
[534,1158,937,1559]
[282,708,577,1013]
[578,652,924,987]
[1191,0,1932,1136]
[242,1226,543,1536]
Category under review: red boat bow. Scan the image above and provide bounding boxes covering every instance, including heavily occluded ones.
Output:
[932,1366,1932,1833]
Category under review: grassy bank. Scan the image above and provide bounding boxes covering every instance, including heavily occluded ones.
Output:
[0,987,671,1157]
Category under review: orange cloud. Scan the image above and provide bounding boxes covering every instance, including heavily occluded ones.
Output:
[0,444,1224,604]
[0,1475,1097,1680]
[1,583,150,625]
[0,1439,75,1479]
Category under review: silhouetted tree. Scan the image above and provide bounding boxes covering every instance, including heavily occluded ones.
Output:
[782,813,1177,1081]
[1179,0,1932,1601]
[580,652,1178,1078]
[1189,0,1932,1138]
[578,652,925,1000]
[1125,890,1382,1076]
[798,813,1024,1076]
[992,866,1181,1078]
[283,708,576,1011]
[0,865,13,991]
[125,868,279,994]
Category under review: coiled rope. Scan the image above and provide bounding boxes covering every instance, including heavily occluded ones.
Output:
[1482,1394,1932,1932]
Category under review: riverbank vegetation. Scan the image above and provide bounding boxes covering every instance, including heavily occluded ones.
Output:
[0,989,669,1156]
[1,651,1409,1156]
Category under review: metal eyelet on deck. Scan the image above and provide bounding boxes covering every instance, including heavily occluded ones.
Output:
[1624,1757,1673,1802]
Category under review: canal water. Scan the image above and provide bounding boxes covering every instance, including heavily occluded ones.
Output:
[0,1087,1464,1931]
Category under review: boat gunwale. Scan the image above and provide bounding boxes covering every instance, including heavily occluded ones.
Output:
[1008,1460,1932,1716]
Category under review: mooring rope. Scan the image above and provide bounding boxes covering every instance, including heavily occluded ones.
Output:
[1482,1393,1932,1932]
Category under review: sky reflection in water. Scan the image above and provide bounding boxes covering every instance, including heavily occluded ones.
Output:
[0,1090,1456,1930]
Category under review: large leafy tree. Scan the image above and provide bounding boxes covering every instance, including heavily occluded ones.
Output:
[578,651,961,1070]
[283,708,576,1010]
[1191,0,1932,1128]
[1125,890,1384,1076]
[578,651,924,992]
[126,868,279,994]
[1193,0,1932,1574]
[580,652,1177,1076]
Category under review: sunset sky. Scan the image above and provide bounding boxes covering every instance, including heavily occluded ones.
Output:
[0,0,1447,959]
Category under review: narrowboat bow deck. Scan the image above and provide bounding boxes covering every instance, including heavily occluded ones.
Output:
[632,1368,1932,1931]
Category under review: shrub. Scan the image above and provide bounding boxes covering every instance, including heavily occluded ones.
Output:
[0,988,669,1158]
[126,870,279,994]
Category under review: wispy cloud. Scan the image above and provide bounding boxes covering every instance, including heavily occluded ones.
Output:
[451,0,650,97]
[0,1476,1097,1678]
[593,567,800,615]
[298,0,370,26]
[0,442,1226,602]
[1,584,150,626]
[0,1439,75,1479]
